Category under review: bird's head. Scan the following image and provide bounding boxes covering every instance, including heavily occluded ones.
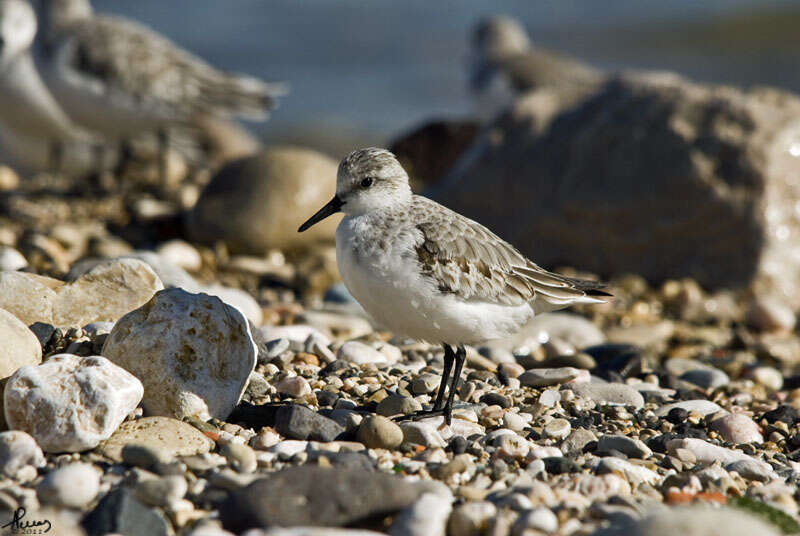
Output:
[0,0,36,67]
[469,15,531,90]
[298,148,411,232]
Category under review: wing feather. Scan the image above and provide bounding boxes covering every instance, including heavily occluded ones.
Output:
[411,196,610,309]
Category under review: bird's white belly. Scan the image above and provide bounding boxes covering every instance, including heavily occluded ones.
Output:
[336,223,533,345]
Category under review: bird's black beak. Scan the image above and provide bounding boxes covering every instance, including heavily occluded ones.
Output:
[298,195,343,232]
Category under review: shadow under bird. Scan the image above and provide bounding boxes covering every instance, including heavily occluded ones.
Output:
[299,148,611,423]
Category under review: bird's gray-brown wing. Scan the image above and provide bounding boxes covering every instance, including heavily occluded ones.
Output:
[412,196,610,308]
[55,15,285,120]
[500,49,603,93]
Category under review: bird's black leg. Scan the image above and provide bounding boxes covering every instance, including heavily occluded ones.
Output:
[432,344,455,411]
[443,346,466,425]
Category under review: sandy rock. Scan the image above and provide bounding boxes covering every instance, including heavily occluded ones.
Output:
[4,354,143,452]
[102,288,257,421]
[433,74,800,308]
[357,415,404,450]
[96,416,214,462]
[188,146,340,253]
[0,259,162,327]
[0,308,41,379]
[53,259,163,327]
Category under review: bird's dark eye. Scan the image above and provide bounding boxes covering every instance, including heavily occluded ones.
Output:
[360,177,374,188]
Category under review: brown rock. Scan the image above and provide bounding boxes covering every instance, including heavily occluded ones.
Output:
[187,146,340,253]
[389,119,480,190]
[95,416,215,462]
[432,74,800,309]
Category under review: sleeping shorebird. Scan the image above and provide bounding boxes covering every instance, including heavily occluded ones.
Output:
[470,15,603,115]
[299,148,611,423]
[0,0,105,176]
[36,0,286,178]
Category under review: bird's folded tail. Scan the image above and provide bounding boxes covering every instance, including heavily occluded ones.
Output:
[199,73,289,121]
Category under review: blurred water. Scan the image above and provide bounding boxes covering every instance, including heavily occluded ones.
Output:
[94,0,800,149]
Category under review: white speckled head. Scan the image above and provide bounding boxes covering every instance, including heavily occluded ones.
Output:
[298,148,412,232]
[472,15,531,58]
[0,0,36,66]
[43,0,91,30]
[336,147,412,215]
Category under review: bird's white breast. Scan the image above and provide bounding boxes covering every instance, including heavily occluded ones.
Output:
[335,214,533,345]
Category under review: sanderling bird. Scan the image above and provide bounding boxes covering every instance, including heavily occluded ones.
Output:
[36,0,286,176]
[299,148,611,423]
[470,15,602,111]
[0,0,105,175]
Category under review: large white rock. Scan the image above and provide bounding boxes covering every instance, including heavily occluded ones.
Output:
[102,288,257,421]
[0,258,163,327]
[0,308,41,379]
[4,354,143,452]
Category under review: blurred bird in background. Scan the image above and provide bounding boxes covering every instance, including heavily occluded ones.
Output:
[0,0,105,177]
[469,15,604,119]
[5,0,287,182]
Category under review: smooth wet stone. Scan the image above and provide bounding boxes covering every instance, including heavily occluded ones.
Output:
[0,431,45,481]
[187,146,341,253]
[376,394,422,417]
[519,367,589,387]
[0,308,41,380]
[388,492,452,536]
[569,382,644,409]
[102,288,257,421]
[680,368,730,389]
[357,415,404,449]
[595,505,780,536]
[96,417,215,462]
[337,341,387,365]
[597,434,652,458]
[654,400,723,417]
[37,463,99,508]
[5,354,143,452]
[275,405,344,442]
[82,487,171,536]
[710,413,763,444]
[219,466,430,532]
